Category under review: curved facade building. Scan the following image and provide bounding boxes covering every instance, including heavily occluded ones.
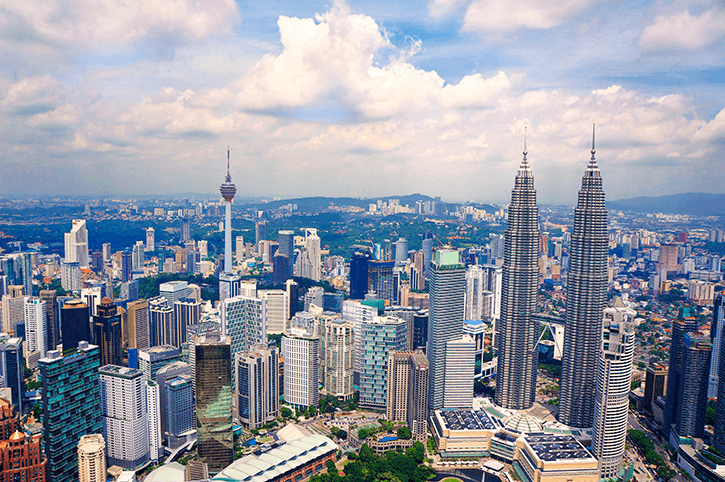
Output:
[494,140,540,410]
[559,128,608,428]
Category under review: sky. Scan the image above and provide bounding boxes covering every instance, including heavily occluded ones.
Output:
[0,0,724,204]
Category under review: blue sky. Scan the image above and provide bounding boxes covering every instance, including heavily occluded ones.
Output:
[0,0,723,204]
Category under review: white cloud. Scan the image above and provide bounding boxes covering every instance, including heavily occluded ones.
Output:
[441,72,512,109]
[639,9,725,52]
[459,0,600,31]
[0,75,62,115]
[1,0,239,48]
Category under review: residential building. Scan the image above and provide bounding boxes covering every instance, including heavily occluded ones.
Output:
[282,327,319,409]
[77,434,105,482]
[443,335,475,410]
[386,350,429,440]
[236,344,279,429]
[259,290,289,334]
[324,319,354,400]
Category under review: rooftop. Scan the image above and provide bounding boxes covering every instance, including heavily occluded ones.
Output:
[525,434,594,462]
[439,409,496,431]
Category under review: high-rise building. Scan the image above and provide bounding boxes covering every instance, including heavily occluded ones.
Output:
[147,380,162,461]
[671,333,711,443]
[236,344,279,429]
[220,295,266,357]
[367,260,395,302]
[282,327,319,409]
[644,361,668,414]
[360,316,407,409]
[138,345,180,381]
[180,218,191,244]
[278,230,295,279]
[664,317,697,433]
[259,290,289,334]
[710,293,725,398]
[0,398,46,481]
[99,365,149,470]
[61,260,82,291]
[61,299,90,352]
[164,374,194,448]
[443,335,475,410]
[235,236,244,263]
[146,228,155,252]
[0,292,24,335]
[394,237,408,265]
[93,297,122,366]
[82,287,102,317]
[306,230,322,281]
[559,129,609,428]
[349,252,369,300]
[0,336,23,413]
[386,350,429,440]
[121,249,132,283]
[24,297,47,358]
[40,342,102,482]
[591,301,636,480]
[426,249,466,411]
[65,219,89,267]
[102,243,111,262]
[149,302,174,348]
[173,298,201,347]
[40,289,60,351]
[126,299,150,350]
[0,254,31,296]
[194,332,233,473]
[255,221,267,248]
[324,319,354,400]
[272,252,290,285]
[77,434,106,482]
[494,137,540,411]
[159,281,191,307]
[155,361,192,447]
[422,235,433,275]
[464,265,495,321]
[343,300,378,385]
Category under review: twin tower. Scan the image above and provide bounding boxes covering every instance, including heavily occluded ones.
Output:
[495,127,607,428]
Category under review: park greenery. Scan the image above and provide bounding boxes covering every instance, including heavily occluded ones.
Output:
[309,442,430,482]
[628,430,677,480]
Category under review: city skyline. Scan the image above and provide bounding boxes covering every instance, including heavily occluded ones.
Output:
[1,0,724,203]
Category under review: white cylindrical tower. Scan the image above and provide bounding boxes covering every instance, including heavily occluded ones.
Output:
[219,148,237,274]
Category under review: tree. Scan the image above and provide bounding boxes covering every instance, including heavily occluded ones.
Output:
[396,427,412,440]
[281,406,293,419]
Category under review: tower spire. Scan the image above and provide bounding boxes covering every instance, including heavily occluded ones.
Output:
[520,127,530,171]
[226,146,231,182]
[590,124,596,162]
[523,127,528,161]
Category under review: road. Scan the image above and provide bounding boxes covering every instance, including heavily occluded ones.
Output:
[628,412,685,482]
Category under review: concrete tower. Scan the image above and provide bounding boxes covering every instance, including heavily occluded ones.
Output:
[219,149,241,303]
[494,133,540,410]
[559,126,609,428]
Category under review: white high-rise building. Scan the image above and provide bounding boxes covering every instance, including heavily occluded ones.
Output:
[78,434,106,482]
[82,287,102,317]
[197,240,208,260]
[99,365,150,471]
[240,280,257,299]
[591,300,636,480]
[343,300,377,384]
[145,228,155,252]
[324,319,354,400]
[102,243,112,262]
[236,236,245,263]
[61,261,81,291]
[710,294,725,398]
[159,281,190,307]
[259,290,289,334]
[146,380,162,462]
[465,265,495,320]
[65,219,89,267]
[443,335,475,410]
[306,230,321,281]
[220,295,266,357]
[282,327,319,409]
[24,297,47,358]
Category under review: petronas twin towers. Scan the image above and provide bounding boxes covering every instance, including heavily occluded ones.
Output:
[495,127,608,429]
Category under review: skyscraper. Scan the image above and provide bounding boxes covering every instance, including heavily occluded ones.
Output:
[387,350,429,440]
[164,374,194,448]
[219,149,241,304]
[121,248,132,283]
[591,301,636,480]
[360,316,407,409]
[495,136,540,410]
[24,297,47,358]
[126,299,150,350]
[306,229,322,281]
[60,299,91,352]
[236,344,279,429]
[710,293,725,398]
[40,342,102,482]
[220,295,266,357]
[255,221,267,248]
[443,335,475,410]
[0,335,24,413]
[278,230,295,279]
[367,260,396,302]
[65,219,89,267]
[195,332,233,473]
[349,252,369,300]
[40,289,60,351]
[324,319,354,400]
[146,227,155,252]
[93,297,122,366]
[282,327,320,409]
[559,128,609,427]
[427,249,466,411]
[672,333,711,443]
[664,317,697,432]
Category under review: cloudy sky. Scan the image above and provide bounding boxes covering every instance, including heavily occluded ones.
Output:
[1,0,724,204]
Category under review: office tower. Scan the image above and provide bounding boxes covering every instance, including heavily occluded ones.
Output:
[591,301,636,479]
[349,252,369,300]
[0,293,22,335]
[464,319,486,380]
[278,230,294,279]
[99,365,149,470]
[65,219,89,267]
[259,290,288,334]
[412,310,428,351]
[294,246,313,278]
[164,374,194,448]
[61,260,82,291]
[235,236,244,263]
[343,300,377,385]
[644,361,668,414]
[126,299,150,350]
[426,249,466,411]
[422,235,433,276]
[40,342,102,482]
[237,344,279,429]
[61,299,90,351]
[138,346,180,380]
[443,335,475,409]
[664,317,698,433]
[149,303,173,348]
[239,280,258,299]
[156,361,192,440]
[121,249,132,283]
[0,254,31,296]
[394,238,408,265]
[711,293,725,398]
[672,333,711,442]
[658,243,680,276]
[559,130,609,428]
[220,295,266,357]
[495,138,540,411]
[93,297,122,366]
[255,221,267,247]
[146,228,155,252]
[159,281,190,306]
[82,287,102,316]
[132,241,145,270]
[147,379,162,461]
[282,327,319,409]
[324,319,354,400]
[180,218,191,244]
[0,336,23,412]
[367,260,395,302]
[387,350,429,440]
[78,434,106,482]
[304,287,324,312]
[305,229,322,281]
[102,243,111,262]
[490,233,505,260]
[286,279,300,318]
[24,297,47,358]
[90,251,103,274]
[195,332,233,473]
[360,316,407,409]
[272,252,290,285]
[465,265,492,321]
[40,290,60,350]
[481,264,502,319]
[174,298,200,343]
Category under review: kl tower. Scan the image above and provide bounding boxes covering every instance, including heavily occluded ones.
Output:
[219,148,240,302]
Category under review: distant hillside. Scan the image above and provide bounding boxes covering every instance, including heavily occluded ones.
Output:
[240,194,442,212]
[608,193,725,216]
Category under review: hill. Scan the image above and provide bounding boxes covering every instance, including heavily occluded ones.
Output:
[607,193,725,216]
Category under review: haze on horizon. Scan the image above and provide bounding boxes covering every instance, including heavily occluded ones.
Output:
[0,0,723,205]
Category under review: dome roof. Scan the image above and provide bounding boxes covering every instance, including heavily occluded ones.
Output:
[503,414,542,434]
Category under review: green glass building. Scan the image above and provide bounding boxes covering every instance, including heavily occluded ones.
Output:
[39,341,102,482]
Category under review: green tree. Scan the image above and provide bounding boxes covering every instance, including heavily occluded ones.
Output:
[396,427,412,440]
